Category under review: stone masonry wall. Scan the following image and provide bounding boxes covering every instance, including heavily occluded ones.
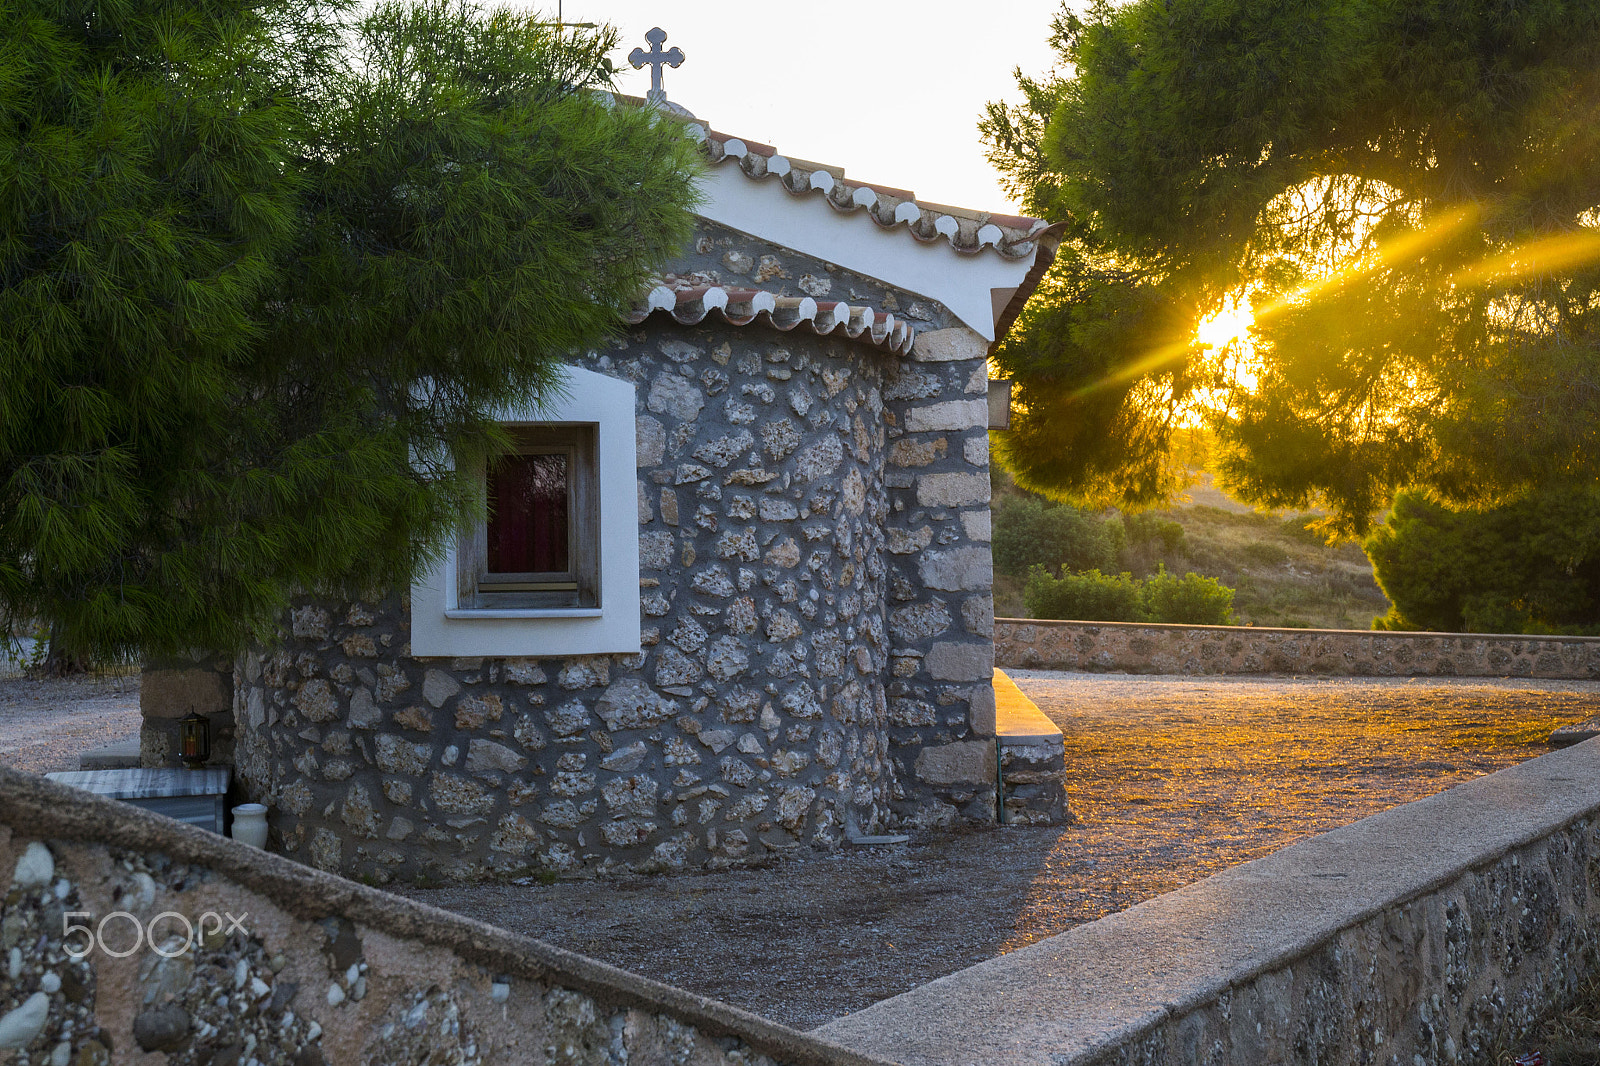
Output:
[230,221,1001,883]
[996,618,1600,678]
[0,766,883,1066]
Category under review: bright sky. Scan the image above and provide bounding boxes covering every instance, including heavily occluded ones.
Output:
[540,1,1070,214]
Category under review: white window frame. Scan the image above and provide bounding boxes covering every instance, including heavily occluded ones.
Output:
[410,365,641,656]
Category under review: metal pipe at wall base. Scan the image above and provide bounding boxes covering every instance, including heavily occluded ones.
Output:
[995,738,1005,826]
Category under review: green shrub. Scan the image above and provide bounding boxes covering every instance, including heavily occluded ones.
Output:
[993,497,1124,578]
[1142,566,1237,625]
[1024,564,1237,625]
[1024,566,1145,621]
[1364,487,1600,633]
[1123,511,1186,555]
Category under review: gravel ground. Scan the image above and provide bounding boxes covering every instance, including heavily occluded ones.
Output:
[402,671,1600,1030]
[0,674,141,775]
[4,669,1595,1032]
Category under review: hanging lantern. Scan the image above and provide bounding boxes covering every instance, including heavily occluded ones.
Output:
[179,712,209,770]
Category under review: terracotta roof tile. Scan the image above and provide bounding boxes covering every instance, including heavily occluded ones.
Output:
[606,93,1047,261]
[707,130,777,157]
[624,285,917,355]
[691,127,1046,260]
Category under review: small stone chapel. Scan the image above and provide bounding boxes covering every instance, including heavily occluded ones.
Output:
[142,70,1065,883]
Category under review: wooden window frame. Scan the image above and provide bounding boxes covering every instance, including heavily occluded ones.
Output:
[457,424,600,611]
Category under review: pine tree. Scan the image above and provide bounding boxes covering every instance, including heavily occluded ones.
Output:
[983,0,1600,534]
[0,0,700,664]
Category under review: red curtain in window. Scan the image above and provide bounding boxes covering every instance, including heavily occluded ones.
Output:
[487,453,569,573]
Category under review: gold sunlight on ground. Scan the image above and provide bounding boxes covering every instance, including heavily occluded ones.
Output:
[997,675,1590,956]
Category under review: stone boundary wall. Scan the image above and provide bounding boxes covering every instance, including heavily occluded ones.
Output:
[995,618,1600,678]
[0,766,882,1066]
[818,738,1600,1066]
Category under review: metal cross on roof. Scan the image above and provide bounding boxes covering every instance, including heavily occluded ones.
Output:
[532,0,596,30]
[629,27,684,105]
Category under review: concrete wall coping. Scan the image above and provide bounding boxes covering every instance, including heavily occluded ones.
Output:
[0,766,890,1066]
[816,737,1600,1066]
[996,617,1600,645]
[993,669,1061,746]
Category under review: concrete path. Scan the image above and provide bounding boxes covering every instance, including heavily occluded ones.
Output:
[0,675,140,775]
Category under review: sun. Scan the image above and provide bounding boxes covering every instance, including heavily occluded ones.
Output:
[1195,303,1255,350]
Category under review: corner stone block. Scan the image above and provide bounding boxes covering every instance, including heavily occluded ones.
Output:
[914,741,996,787]
[139,726,171,767]
[888,438,947,468]
[916,472,989,508]
[919,547,994,593]
[960,510,992,542]
[968,681,997,736]
[912,326,989,363]
[927,642,995,682]
[139,665,231,720]
[905,399,988,433]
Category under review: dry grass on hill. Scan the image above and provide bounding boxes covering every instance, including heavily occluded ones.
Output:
[994,476,1392,630]
[1176,506,1391,630]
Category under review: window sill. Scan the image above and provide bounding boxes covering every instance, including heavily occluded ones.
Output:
[443,607,604,620]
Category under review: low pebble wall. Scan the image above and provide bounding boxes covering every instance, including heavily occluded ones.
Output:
[818,738,1600,1066]
[0,766,880,1066]
[996,618,1600,678]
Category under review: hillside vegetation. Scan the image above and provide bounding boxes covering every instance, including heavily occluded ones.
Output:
[992,475,1392,630]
